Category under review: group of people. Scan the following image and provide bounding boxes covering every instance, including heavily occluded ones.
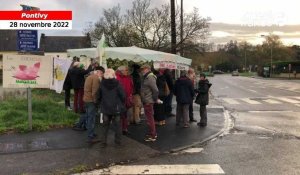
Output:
[63,57,212,147]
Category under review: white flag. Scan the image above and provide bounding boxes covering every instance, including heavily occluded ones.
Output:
[51,57,72,93]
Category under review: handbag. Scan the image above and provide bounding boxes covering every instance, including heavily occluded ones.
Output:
[164,82,170,96]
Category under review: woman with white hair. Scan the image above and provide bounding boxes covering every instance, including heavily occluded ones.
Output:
[116,65,134,135]
[97,68,126,147]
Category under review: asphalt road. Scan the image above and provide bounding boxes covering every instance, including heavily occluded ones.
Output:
[86,75,300,175]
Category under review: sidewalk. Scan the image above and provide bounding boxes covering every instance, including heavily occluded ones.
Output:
[0,105,225,175]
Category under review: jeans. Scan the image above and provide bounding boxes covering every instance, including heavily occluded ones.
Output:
[85,102,97,140]
[102,114,121,144]
[144,103,156,138]
[75,113,87,128]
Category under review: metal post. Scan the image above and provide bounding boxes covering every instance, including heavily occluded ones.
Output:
[180,0,183,56]
[27,87,32,130]
[244,48,247,72]
[170,0,176,54]
[270,46,273,77]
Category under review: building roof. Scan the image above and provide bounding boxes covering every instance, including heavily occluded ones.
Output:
[0,30,18,51]
[39,33,91,52]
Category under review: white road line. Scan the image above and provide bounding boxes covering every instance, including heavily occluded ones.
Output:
[295,104,300,107]
[293,97,300,100]
[241,98,261,104]
[263,99,282,104]
[287,87,299,91]
[223,98,240,105]
[276,97,300,104]
[248,89,257,93]
[249,110,293,113]
[80,164,225,175]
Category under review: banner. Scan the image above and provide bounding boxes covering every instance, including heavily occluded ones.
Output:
[50,57,72,93]
[153,61,189,70]
[3,54,52,88]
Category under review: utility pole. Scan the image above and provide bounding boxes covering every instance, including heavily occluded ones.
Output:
[180,0,183,56]
[170,0,176,54]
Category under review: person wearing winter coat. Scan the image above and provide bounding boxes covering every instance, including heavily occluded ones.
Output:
[69,62,92,113]
[173,71,195,128]
[140,64,159,142]
[130,64,142,124]
[97,69,126,147]
[187,68,197,122]
[82,66,104,143]
[116,66,134,135]
[163,69,174,117]
[153,69,168,125]
[195,73,212,127]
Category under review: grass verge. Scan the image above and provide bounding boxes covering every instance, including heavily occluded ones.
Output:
[0,89,78,134]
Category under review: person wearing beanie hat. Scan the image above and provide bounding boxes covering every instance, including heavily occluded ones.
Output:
[195,73,212,127]
[81,65,105,143]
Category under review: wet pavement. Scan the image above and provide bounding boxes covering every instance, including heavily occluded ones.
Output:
[0,105,226,175]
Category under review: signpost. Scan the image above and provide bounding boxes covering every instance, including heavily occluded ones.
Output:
[17,30,38,52]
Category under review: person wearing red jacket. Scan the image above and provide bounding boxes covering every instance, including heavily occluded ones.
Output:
[116,66,134,135]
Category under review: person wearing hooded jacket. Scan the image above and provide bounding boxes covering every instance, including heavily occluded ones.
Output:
[97,68,126,147]
[195,73,212,127]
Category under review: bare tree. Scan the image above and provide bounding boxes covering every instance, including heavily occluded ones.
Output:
[85,0,210,54]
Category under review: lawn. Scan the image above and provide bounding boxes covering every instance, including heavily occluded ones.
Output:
[0,89,79,134]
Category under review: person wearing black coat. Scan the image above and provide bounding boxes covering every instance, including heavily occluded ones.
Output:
[163,69,175,116]
[173,71,195,128]
[69,62,91,113]
[97,68,126,147]
[131,64,142,124]
[63,68,73,110]
[153,69,168,125]
[195,73,212,127]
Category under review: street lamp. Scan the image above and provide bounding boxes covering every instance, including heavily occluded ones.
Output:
[261,35,273,77]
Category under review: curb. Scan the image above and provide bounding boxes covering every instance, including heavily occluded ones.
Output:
[169,106,230,153]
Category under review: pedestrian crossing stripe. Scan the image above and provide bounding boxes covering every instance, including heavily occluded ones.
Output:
[78,164,225,174]
[223,98,240,105]
[276,97,300,104]
[221,97,300,105]
[263,99,281,104]
[241,98,261,104]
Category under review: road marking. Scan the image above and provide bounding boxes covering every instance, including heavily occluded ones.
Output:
[249,110,293,113]
[295,104,300,107]
[248,89,257,93]
[287,87,299,91]
[223,98,240,105]
[81,164,225,175]
[276,97,300,104]
[183,148,204,153]
[241,98,261,104]
[294,97,300,100]
[263,99,282,104]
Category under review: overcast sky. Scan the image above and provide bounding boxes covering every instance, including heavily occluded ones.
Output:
[2,0,300,45]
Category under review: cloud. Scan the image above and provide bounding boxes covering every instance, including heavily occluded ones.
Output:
[209,23,300,45]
